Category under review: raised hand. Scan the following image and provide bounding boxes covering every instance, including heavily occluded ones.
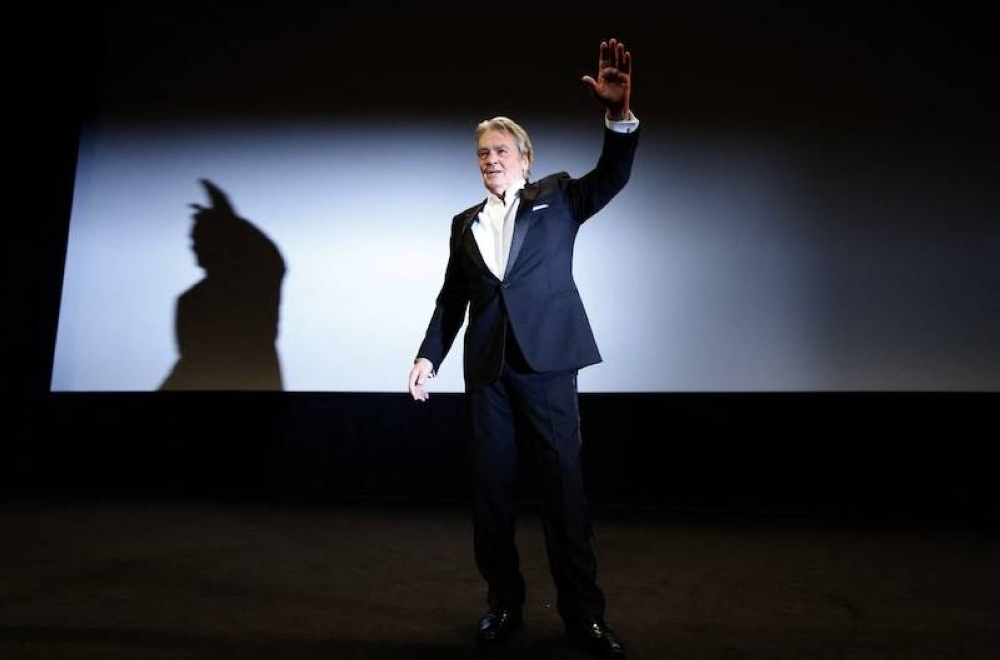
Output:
[581,38,632,121]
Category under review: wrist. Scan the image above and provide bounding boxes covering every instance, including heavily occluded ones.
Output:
[606,108,630,122]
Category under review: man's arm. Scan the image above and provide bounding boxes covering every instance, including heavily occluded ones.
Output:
[566,37,639,222]
[408,217,470,401]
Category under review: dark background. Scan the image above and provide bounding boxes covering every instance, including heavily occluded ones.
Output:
[6,3,997,519]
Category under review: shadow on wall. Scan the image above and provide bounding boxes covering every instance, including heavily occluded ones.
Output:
[160,179,286,390]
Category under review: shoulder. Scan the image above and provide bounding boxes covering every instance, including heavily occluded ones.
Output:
[456,200,485,219]
[449,200,486,237]
[527,172,572,198]
[453,201,483,226]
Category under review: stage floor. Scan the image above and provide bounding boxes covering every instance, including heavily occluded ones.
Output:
[2,499,998,659]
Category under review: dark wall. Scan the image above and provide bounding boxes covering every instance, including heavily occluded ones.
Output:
[7,6,101,448]
[7,391,996,523]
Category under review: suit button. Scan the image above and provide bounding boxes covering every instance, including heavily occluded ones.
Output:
[501,283,509,288]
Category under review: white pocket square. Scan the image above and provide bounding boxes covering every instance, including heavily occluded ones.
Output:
[531,204,549,211]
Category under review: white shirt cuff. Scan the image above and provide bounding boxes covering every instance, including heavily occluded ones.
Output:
[606,111,640,134]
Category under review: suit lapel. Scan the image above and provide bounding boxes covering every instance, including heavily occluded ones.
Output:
[503,182,540,279]
[460,202,491,275]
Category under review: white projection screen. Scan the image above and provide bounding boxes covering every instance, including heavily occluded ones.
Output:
[51,5,1000,393]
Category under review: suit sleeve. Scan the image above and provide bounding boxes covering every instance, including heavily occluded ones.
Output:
[566,126,640,223]
[415,216,471,371]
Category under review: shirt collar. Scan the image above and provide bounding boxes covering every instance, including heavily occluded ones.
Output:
[486,178,526,208]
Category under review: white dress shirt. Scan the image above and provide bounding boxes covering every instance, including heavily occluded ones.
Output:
[472,178,525,279]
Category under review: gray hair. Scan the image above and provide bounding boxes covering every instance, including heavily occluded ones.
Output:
[475,116,534,178]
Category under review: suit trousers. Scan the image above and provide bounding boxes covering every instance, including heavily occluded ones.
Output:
[468,327,605,626]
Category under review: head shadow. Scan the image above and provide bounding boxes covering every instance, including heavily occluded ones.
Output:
[160,179,286,390]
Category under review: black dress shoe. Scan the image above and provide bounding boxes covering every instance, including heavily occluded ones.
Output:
[477,606,523,642]
[568,618,627,658]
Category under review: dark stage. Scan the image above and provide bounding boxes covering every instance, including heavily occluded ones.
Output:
[2,498,998,659]
[4,391,999,658]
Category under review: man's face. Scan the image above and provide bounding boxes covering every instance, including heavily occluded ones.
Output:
[477,129,528,197]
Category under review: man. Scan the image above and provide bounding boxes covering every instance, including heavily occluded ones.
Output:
[408,38,639,658]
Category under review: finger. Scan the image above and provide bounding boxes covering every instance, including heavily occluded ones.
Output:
[608,40,622,71]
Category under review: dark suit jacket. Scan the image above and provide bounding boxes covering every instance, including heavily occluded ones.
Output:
[418,126,640,391]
